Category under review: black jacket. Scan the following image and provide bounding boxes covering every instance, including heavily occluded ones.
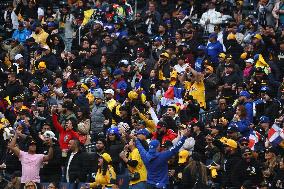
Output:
[65,151,87,183]
[204,73,218,101]
[231,158,262,188]
[221,152,241,187]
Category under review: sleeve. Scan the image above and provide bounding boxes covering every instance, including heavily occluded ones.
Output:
[70,130,80,139]
[162,136,186,160]
[272,3,279,19]
[37,154,45,164]
[138,112,156,132]
[89,182,97,188]
[199,13,206,26]
[135,139,148,165]
[19,150,25,161]
[118,81,127,95]
[52,113,64,133]
[109,165,117,184]
[149,107,159,125]
[235,120,249,133]
[245,103,253,123]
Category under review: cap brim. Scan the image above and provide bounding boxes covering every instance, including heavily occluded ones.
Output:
[178,158,187,164]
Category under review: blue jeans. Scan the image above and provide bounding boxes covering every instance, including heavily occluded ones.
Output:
[129,181,146,189]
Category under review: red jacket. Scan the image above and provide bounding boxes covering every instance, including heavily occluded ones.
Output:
[152,129,178,144]
[52,113,79,150]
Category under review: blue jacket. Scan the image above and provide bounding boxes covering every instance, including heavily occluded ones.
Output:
[135,136,186,188]
[12,29,31,44]
[244,102,253,123]
[231,119,252,137]
[206,41,223,64]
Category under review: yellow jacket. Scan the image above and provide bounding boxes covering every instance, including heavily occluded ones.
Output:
[89,165,116,189]
[188,81,206,108]
[128,148,147,185]
[32,29,49,46]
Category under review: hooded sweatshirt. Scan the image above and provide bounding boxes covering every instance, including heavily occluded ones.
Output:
[135,136,186,188]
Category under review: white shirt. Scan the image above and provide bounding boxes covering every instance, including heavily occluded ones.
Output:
[199,9,222,33]
[174,63,189,73]
[66,152,77,182]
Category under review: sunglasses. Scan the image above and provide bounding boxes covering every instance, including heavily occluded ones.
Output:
[241,143,248,146]
[243,153,251,157]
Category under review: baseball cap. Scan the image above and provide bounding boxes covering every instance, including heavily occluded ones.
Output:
[153,36,163,42]
[239,90,250,98]
[156,121,167,129]
[245,58,254,64]
[43,130,57,140]
[14,54,23,61]
[160,52,170,59]
[178,150,190,164]
[93,91,104,99]
[227,125,239,133]
[101,153,112,163]
[136,128,150,137]
[38,61,46,69]
[259,116,270,124]
[253,34,262,40]
[219,53,226,59]
[223,138,238,149]
[28,139,37,146]
[104,89,114,96]
[241,147,252,155]
[209,33,217,39]
[148,140,160,153]
[113,69,123,76]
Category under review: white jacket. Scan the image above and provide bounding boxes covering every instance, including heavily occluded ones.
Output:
[199,9,222,33]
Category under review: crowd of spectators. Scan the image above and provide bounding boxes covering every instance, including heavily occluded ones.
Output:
[0,0,284,189]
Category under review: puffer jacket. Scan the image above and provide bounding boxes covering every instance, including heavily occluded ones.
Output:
[91,103,107,134]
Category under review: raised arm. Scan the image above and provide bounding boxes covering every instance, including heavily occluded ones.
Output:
[135,138,149,165]
[43,142,54,162]
[8,132,20,157]
[52,113,64,133]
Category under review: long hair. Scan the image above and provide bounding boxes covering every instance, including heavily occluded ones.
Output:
[186,159,208,184]
[237,105,247,119]
[99,158,112,176]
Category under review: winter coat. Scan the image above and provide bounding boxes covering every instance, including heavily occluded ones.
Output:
[90,103,108,134]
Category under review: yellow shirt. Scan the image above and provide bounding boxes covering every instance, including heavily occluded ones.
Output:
[188,81,206,108]
[32,30,49,46]
[90,165,116,189]
[128,148,147,185]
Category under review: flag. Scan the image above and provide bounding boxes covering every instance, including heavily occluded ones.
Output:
[248,131,261,150]
[160,86,184,106]
[267,124,284,147]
